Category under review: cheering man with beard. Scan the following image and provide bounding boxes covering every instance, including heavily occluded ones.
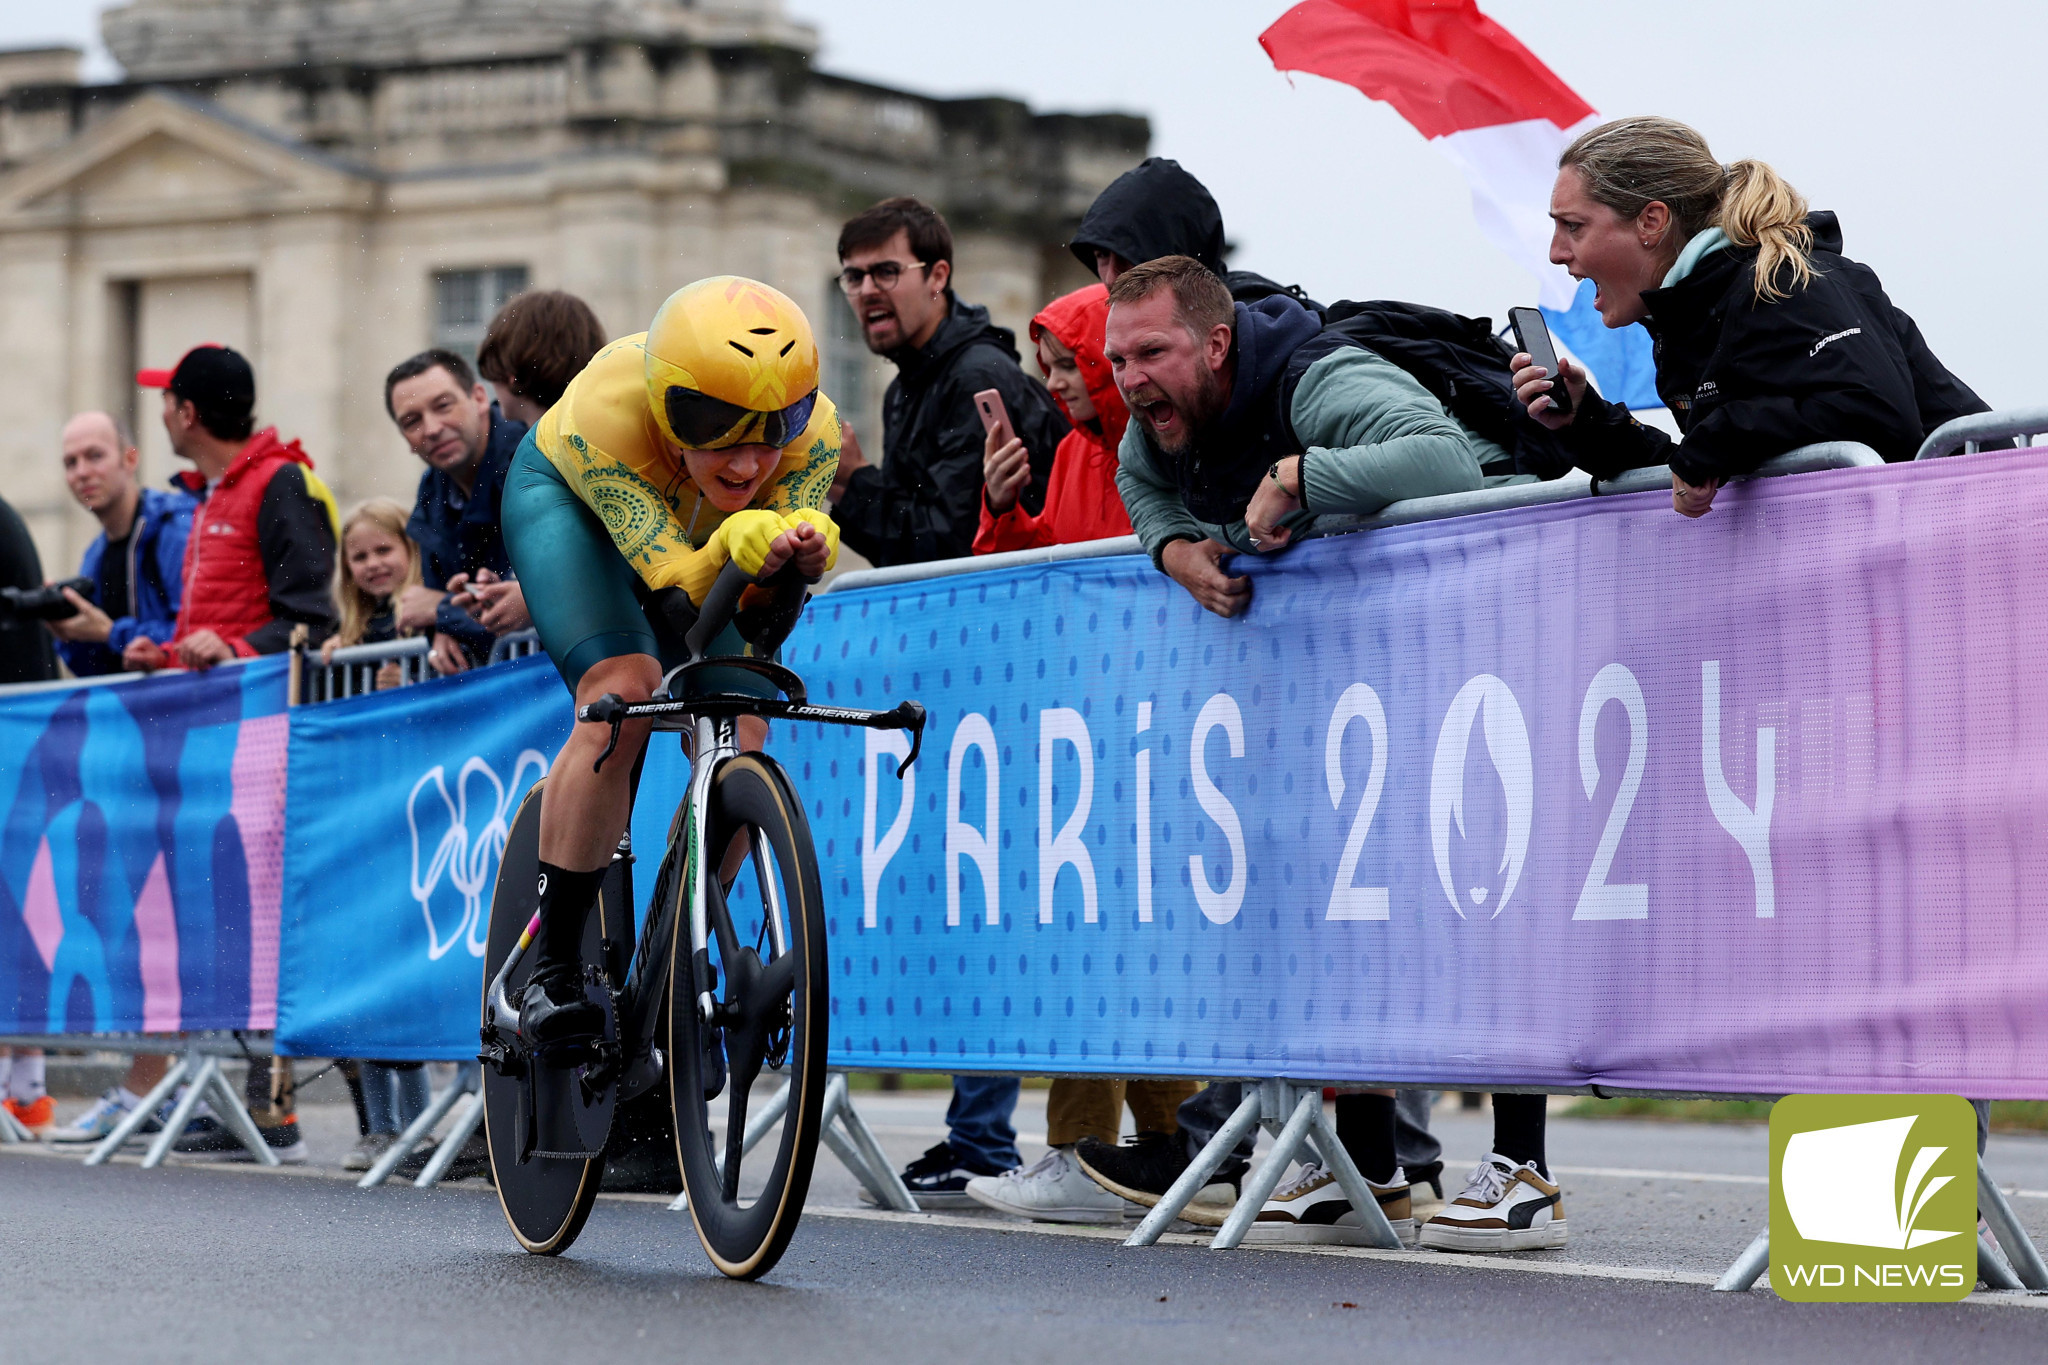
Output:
[1107,255,1486,617]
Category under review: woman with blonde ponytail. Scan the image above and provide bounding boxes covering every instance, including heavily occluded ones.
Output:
[1510,116,1989,516]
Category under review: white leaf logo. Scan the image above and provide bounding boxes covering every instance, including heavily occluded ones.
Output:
[1429,675,1533,920]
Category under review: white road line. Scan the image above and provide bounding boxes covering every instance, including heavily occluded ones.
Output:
[801,1205,2048,1309]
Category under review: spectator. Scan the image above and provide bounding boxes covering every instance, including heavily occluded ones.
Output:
[1069,156,1323,311]
[1078,259,1550,1246]
[830,196,1069,567]
[972,283,1134,555]
[123,346,339,673]
[1517,115,1992,518]
[0,1048,51,1136]
[1106,256,1484,618]
[0,492,57,685]
[43,411,195,677]
[384,350,531,673]
[828,197,1069,1203]
[320,499,423,689]
[962,284,1166,1223]
[476,290,608,427]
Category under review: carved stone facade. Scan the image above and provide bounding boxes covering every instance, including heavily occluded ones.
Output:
[0,0,1144,580]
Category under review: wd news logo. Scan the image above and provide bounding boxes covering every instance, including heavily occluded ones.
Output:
[1770,1095,1976,1302]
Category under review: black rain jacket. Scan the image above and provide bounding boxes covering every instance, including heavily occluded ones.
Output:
[1564,212,1990,485]
[834,294,1069,567]
[1068,156,1324,314]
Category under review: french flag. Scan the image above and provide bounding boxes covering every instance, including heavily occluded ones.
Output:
[1260,0,1660,408]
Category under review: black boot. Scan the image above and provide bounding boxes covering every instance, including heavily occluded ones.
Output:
[521,862,605,1046]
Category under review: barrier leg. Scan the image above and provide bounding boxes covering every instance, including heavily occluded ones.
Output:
[1125,1085,1263,1248]
[1302,1095,1405,1251]
[1979,1156,2048,1291]
[717,1075,791,1178]
[84,1050,195,1167]
[1712,1230,1771,1291]
[413,1068,485,1188]
[1978,1232,2027,1292]
[1212,1084,1320,1250]
[140,1054,218,1169]
[195,1055,279,1167]
[360,1067,469,1190]
[827,1072,919,1212]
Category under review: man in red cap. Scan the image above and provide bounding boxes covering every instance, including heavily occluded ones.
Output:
[125,345,339,672]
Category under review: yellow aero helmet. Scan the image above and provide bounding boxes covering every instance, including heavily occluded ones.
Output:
[645,276,821,450]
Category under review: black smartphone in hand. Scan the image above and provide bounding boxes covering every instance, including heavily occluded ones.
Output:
[1508,306,1572,417]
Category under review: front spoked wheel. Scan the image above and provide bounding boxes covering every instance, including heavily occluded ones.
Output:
[669,753,829,1280]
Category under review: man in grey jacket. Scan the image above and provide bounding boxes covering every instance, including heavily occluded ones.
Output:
[1106,255,1491,617]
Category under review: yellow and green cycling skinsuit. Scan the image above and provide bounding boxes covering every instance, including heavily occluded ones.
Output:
[502,332,841,693]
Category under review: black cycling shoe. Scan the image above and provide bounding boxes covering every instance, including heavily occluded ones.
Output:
[521,966,603,1046]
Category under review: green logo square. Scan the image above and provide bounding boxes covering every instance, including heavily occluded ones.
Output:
[1769,1094,1977,1302]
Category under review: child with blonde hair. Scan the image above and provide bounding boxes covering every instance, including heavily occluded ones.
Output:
[320,498,422,690]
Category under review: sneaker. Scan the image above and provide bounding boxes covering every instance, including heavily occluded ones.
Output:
[4,1095,55,1136]
[1419,1154,1567,1252]
[343,1132,396,1173]
[1073,1132,1247,1225]
[966,1147,1132,1224]
[46,1088,162,1146]
[862,1142,1012,1210]
[1245,1162,1418,1246]
[171,1114,309,1165]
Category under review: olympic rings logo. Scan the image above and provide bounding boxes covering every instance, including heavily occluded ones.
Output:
[407,752,549,961]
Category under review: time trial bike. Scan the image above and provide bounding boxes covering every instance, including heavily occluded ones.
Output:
[477,559,924,1279]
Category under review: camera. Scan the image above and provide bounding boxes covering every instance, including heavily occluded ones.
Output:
[0,577,95,622]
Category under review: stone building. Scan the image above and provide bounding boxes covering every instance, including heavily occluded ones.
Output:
[0,0,1145,580]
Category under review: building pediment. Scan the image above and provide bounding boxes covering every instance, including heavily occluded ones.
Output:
[0,91,375,228]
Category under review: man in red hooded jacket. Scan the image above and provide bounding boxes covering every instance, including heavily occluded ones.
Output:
[974,283,1133,554]
[124,346,339,672]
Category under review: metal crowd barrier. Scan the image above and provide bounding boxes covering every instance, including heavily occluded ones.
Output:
[489,628,542,663]
[1916,405,2048,461]
[299,636,433,702]
[809,438,2048,1290]
[0,1032,281,1169]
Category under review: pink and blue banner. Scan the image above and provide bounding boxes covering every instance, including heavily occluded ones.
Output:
[784,447,2048,1096]
[0,658,289,1036]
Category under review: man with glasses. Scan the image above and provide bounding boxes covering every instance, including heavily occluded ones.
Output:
[829,196,1068,567]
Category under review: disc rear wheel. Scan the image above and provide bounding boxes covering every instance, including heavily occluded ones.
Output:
[481,780,618,1255]
[668,753,829,1280]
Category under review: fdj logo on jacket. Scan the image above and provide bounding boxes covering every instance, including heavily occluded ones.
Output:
[1769,1095,1976,1302]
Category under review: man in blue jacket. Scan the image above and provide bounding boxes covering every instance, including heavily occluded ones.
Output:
[45,411,194,676]
[384,349,531,672]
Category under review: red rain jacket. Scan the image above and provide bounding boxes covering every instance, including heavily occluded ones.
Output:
[172,428,339,656]
[973,284,1133,554]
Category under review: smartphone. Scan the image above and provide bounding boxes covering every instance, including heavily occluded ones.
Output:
[1507,307,1572,417]
[974,388,1016,448]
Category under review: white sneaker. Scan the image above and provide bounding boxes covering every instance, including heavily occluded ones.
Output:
[46,1088,159,1146]
[1419,1154,1567,1252]
[966,1147,1131,1224]
[1246,1162,1417,1246]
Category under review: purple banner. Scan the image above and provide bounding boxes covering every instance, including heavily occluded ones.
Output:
[777,447,2048,1096]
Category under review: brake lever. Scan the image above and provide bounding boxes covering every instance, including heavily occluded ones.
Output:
[578,692,630,773]
[893,701,927,779]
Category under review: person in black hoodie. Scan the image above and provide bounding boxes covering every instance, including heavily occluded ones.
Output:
[1515,116,1990,515]
[1068,156,1323,313]
[831,197,1068,568]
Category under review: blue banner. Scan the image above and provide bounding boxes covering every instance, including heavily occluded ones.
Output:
[277,658,570,1059]
[0,659,289,1035]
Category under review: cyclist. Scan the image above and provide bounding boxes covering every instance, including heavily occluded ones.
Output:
[502,276,841,1044]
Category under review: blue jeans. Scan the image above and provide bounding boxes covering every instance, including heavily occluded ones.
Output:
[945,1075,1021,1172]
[359,1061,430,1136]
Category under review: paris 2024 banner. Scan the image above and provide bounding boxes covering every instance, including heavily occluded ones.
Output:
[778,448,2048,1096]
[0,658,289,1036]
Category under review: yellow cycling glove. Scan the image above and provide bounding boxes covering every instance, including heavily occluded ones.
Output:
[783,507,841,575]
[713,509,789,579]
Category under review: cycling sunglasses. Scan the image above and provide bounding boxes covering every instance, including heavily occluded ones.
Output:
[663,385,818,450]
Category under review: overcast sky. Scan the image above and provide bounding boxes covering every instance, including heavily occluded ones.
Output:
[8,1,2044,406]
